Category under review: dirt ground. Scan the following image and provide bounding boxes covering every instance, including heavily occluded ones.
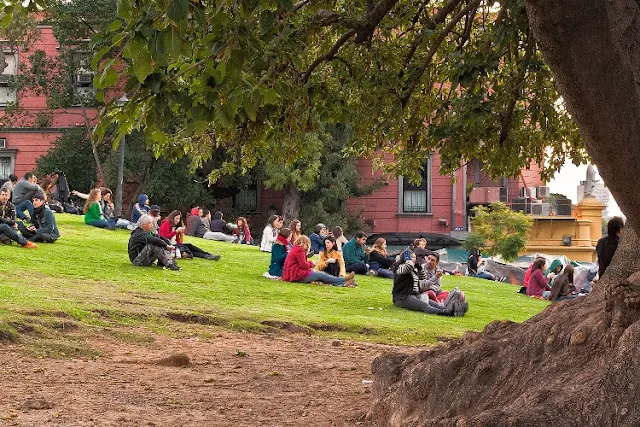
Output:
[0,330,417,426]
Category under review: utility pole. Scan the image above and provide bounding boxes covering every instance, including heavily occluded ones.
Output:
[114,95,128,217]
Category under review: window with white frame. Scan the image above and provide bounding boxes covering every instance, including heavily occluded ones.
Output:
[0,156,12,180]
[0,50,17,106]
[399,157,432,214]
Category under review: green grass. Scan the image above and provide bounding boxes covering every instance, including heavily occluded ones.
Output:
[0,214,549,346]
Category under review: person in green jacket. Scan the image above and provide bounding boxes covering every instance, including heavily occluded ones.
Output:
[545,259,564,286]
[83,188,115,230]
[342,231,371,275]
[267,228,292,278]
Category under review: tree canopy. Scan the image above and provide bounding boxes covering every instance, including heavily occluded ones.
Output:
[1,0,586,186]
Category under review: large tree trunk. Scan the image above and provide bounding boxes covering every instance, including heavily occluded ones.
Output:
[281,184,301,223]
[367,227,640,426]
[525,0,640,237]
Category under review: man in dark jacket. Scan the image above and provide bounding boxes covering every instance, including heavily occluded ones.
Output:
[207,211,236,242]
[12,172,41,221]
[128,214,180,270]
[596,216,624,278]
[0,188,37,247]
[17,190,59,243]
[189,209,211,238]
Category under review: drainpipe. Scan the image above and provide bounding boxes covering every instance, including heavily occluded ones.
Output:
[451,173,457,231]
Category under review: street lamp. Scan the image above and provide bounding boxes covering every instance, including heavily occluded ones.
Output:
[114,94,128,217]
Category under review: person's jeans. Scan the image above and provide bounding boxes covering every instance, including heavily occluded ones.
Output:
[346,262,369,275]
[470,271,495,281]
[87,219,115,230]
[0,223,27,245]
[132,244,175,267]
[370,261,395,278]
[17,222,56,243]
[394,295,451,316]
[15,200,34,221]
[302,270,346,286]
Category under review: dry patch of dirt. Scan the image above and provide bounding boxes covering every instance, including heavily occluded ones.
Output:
[0,330,416,426]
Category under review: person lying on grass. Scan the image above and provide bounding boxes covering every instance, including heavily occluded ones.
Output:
[158,210,220,261]
[391,250,468,317]
[0,187,37,248]
[315,235,356,285]
[282,235,356,287]
[17,190,59,243]
[128,214,180,271]
[265,227,292,279]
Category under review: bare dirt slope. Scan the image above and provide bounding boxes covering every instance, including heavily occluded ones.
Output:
[0,330,413,426]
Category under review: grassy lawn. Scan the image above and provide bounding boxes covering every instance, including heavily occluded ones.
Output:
[0,214,548,347]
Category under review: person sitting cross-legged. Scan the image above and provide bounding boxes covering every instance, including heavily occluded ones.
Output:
[0,187,37,248]
[282,236,356,287]
[205,211,237,242]
[342,231,372,275]
[12,172,41,222]
[128,214,180,271]
[17,190,60,243]
[83,188,115,230]
[392,250,468,316]
[315,235,356,284]
[368,238,395,279]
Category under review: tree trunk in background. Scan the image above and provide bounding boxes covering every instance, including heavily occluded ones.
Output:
[368,2,640,424]
[282,185,301,223]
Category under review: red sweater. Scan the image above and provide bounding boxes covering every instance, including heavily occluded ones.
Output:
[158,219,183,244]
[527,268,551,297]
[282,245,314,282]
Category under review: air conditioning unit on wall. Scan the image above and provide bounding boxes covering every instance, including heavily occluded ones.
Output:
[536,186,551,198]
[531,202,551,216]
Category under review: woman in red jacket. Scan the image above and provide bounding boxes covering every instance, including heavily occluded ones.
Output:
[527,258,551,298]
[282,236,356,287]
[159,210,220,261]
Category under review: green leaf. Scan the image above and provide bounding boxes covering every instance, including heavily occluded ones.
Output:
[263,88,278,105]
[259,11,274,34]
[1,13,13,28]
[91,46,112,71]
[167,0,189,22]
[280,0,294,11]
[216,102,236,128]
[107,19,122,32]
[116,0,133,20]
[96,59,118,88]
[132,50,153,83]
[95,89,105,103]
[243,94,257,121]
[163,26,182,59]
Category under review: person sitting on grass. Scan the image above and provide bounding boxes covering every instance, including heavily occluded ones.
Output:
[309,223,328,254]
[391,250,467,316]
[526,258,551,298]
[315,235,356,284]
[1,174,17,197]
[421,252,450,303]
[188,208,210,238]
[342,231,372,275]
[17,190,59,243]
[413,238,434,265]
[12,172,41,222]
[158,210,220,261]
[148,205,162,231]
[232,216,253,245]
[128,214,180,271]
[266,227,292,279]
[368,238,395,279]
[467,247,506,281]
[130,193,150,224]
[549,264,577,302]
[545,259,564,286]
[596,216,624,278]
[289,219,302,248]
[0,187,37,248]
[282,236,356,287]
[83,188,115,230]
[185,206,201,236]
[260,214,282,252]
[332,225,348,251]
[207,211,237,242]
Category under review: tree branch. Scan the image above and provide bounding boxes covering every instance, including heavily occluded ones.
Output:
[401,0,481,107]
[302,29,356,83]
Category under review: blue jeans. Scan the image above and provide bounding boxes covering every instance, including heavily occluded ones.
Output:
[346,262,369,275]
[303,270,346,286]
[87,219,115,230]
[470,271,495,281]
[15,200,34,221]
[0,223,27,245]
[370,262,395,279]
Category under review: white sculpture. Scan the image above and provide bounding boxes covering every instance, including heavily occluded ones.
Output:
[584,164,596,197]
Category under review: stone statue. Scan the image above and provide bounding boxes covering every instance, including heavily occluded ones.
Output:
[584,163,596,197]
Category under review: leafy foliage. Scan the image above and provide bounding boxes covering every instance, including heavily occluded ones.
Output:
[464,202,533,261]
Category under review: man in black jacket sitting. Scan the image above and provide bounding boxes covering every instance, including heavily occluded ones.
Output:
[0,188,37,248]
[128,214,180,271]
[596,216,624,278]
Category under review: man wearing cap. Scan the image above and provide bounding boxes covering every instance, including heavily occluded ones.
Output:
[12,172,41,222]
[17,190,59,243]
[310,223,328,254]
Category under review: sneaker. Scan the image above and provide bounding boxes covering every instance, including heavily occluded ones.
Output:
[500,276,508,282]
[206,254,221,261]
[163,263,181,271]
[344,279,356,288]
[345,272,356,282]
[21,241,37,249]
[366,270,377,276]
[454,300,469,317]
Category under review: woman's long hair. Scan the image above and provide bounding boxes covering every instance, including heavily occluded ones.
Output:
[532,258,546,271]
[322,235,337,258]
[294,235,311,251]
[167,210,183,228]
[83,188,101,214]
[290,219,301,242]
[372,238,388,257]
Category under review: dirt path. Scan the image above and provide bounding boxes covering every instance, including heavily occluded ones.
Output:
[0,330,418,426]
